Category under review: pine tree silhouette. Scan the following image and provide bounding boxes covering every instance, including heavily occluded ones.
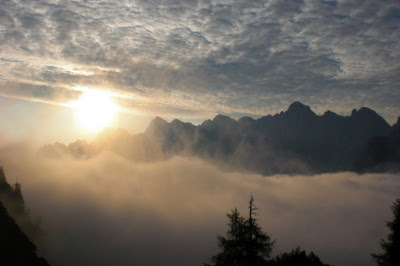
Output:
[371,198,400,266]
[0,166,44,242]
[271,247,331,266]
[206,196,274,266]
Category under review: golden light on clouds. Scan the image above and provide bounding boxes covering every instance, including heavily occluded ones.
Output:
[72,88,118,132]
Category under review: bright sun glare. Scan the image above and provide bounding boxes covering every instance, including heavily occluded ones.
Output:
[73,89,117,131]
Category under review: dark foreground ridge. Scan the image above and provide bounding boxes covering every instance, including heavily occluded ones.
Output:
[0,167,48,265]
[0,166,43,241]
[41,102,399,175]
[0,202,49,266]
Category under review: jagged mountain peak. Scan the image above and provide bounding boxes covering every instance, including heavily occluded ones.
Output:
[392,117,400,127]
[288,101,307,109]
[323,110,338,117]
[201,119,213,127]
[171,119,184,125]
[39,102,396,174]
[150,116,168,125]
[351,107,379,118]
[170,119,195,131]
[145,116,169,135]
[350,107,391,130]
[238,116,256,123]
[213,114,235,122]
[392,117,400,134]
[212,115,238,130]
[286,101,316,116]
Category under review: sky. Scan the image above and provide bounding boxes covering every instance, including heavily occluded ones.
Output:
[0,2,400,265]
[1,0,400,143]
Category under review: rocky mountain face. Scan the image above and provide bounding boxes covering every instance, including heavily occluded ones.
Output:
[354,117,400,172]
[0,167,48,266]
[0,167,43,242]
[0,202,49,266]
[40,102,395,175]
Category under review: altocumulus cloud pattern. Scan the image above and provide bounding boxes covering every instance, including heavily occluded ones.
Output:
[0,0,399,121]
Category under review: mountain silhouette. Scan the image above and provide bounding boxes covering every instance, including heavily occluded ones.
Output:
[354,117,400,172]
[0,167,44,242]
[0,201,49,266]
[40,102,396,175]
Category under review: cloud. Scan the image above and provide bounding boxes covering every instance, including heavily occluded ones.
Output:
[0,143,399,266]
[0,0,399,122]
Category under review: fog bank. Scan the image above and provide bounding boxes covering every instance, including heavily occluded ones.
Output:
[0,143,399,266]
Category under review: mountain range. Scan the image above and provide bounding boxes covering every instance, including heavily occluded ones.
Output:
[41,102,399,175]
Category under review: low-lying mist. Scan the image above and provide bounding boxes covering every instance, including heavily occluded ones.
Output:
[0,142,399,266]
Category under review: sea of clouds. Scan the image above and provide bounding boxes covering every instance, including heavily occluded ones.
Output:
[0,142,399,266]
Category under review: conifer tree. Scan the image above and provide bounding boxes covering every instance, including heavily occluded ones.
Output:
[245,195,274,265]
[271,247,331,266]
[0,167,44,241]
[372,198,400,266]
[206,196,274,266]
[11,183,25,215]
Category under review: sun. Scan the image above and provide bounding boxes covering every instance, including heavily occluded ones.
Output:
[72,89,117,131]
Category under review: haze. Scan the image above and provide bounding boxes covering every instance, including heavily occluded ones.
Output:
[0,142,398,266]
[1,0,399,265]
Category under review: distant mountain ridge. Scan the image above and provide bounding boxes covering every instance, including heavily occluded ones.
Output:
[40,102,398,175]
[354,117,400,172]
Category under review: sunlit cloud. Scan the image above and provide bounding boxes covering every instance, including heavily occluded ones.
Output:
[0,0,399,123]
[0,144,399,266]
[70,88,118,132]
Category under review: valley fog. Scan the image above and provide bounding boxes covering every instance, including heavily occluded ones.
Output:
[0,143,399,266]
